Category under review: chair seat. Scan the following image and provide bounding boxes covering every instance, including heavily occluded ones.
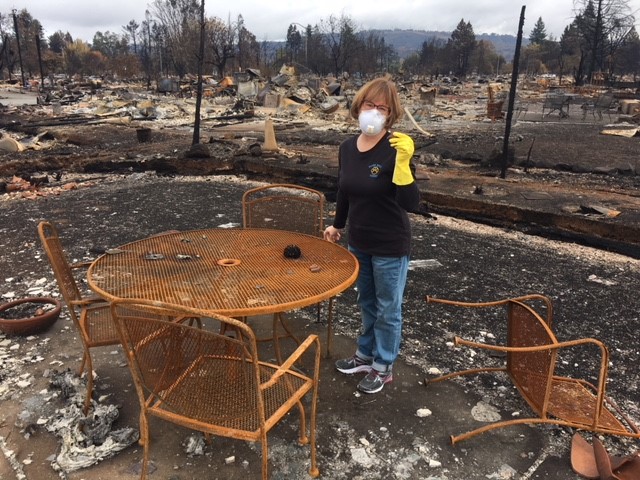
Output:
[514,370,627,432]
[148,356,313,437]
[547,378,626,433]
[82,304,119,346]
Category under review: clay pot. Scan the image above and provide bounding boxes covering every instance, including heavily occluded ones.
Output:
[0,297,62,336]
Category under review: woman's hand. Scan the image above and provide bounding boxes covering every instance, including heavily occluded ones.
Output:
[389,131,415,185]
[324,226,342,243]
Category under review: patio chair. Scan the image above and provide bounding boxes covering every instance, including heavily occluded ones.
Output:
[111,298,320,480]
[582,93,617,121]
[500,93,529,120]
[242,183,325,237]
[37,221,119,414]
[542,93,571,118]
[242,183,337,358]
[37,221,187,414]
[425,294,640,445]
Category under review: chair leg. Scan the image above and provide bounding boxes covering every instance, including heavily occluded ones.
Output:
[309,389,319,478]
[272,313,301,364]
[296,400,309,444]
[185,316,202,328]
[82,351,94,415]
[141,411,151,478]
[326,297,335,358]
[273,314,284,364]
[261,435,269,480]
[78,351,89,376]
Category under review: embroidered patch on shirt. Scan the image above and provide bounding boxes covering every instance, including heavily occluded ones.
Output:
[369,163,382,178]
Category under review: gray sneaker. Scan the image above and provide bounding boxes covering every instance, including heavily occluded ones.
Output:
[357,369,393,394]
[335,355,372,374]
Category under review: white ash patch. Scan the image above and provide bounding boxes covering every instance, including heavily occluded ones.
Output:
[183,433,207,457]
[16,369,138,475]
[471,401,502,422]
[0,334,50,401]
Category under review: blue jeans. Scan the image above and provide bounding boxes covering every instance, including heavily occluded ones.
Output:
[349,245,409,372]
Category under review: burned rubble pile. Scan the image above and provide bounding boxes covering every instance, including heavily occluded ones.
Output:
[1,68,640,257]
[1,66,639,189]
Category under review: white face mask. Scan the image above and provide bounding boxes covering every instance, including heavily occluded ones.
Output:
[358,109,386,136]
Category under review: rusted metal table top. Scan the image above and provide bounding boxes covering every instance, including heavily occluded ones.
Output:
[87,228,358,317]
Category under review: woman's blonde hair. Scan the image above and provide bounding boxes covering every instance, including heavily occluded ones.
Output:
[350,77,403,129]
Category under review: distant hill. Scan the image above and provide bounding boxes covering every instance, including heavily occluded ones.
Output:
[371,29,524,61]
[262,29,524,66]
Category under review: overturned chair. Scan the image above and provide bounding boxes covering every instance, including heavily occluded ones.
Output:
[425,294,640,445]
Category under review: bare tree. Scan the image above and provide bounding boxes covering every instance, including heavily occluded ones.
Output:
[471,40,504,75]
[192,0,205,145]
[151,0,201,77]
[320,14,359,75]
[140,10,154,87]
[573,0,636,83]
[208,16,236,77]
[123,20,139,54]
[352,32,397,75]
[0,14,17,80]
[11,9,45,82]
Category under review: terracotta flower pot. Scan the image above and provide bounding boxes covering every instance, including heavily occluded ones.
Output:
[0,297,62,336]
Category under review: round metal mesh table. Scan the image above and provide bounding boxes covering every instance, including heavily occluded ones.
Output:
[87,228,358,317]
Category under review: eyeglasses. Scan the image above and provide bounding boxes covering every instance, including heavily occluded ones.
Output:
[362,100,390,115]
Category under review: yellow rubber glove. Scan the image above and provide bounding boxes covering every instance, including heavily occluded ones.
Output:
[389,131,415,185]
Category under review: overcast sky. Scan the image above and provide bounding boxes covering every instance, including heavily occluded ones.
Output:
[7,0,640,43]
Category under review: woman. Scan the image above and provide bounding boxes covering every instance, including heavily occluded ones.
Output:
[324,77,420,394]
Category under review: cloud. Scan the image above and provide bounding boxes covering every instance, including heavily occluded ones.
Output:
[14,0,640,44]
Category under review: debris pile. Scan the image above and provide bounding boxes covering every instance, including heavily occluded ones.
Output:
[18,369,139,474]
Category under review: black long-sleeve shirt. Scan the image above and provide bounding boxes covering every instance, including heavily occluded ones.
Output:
[333,132,420,257]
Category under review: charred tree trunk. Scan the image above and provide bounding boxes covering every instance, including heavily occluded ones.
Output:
[35,34,45,92]
[192,0,206,146]
[501,6,526,179]
[12,11,25,88]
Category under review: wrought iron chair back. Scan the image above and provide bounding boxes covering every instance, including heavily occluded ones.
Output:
[242,183,324,236]
[242,183,338,358]
[542,93,571,117]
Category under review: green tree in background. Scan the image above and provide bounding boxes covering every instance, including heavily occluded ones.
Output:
[449,19,476,76]
[614,26,640,79]
[572,0,636,84]
[529,17,548,44]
